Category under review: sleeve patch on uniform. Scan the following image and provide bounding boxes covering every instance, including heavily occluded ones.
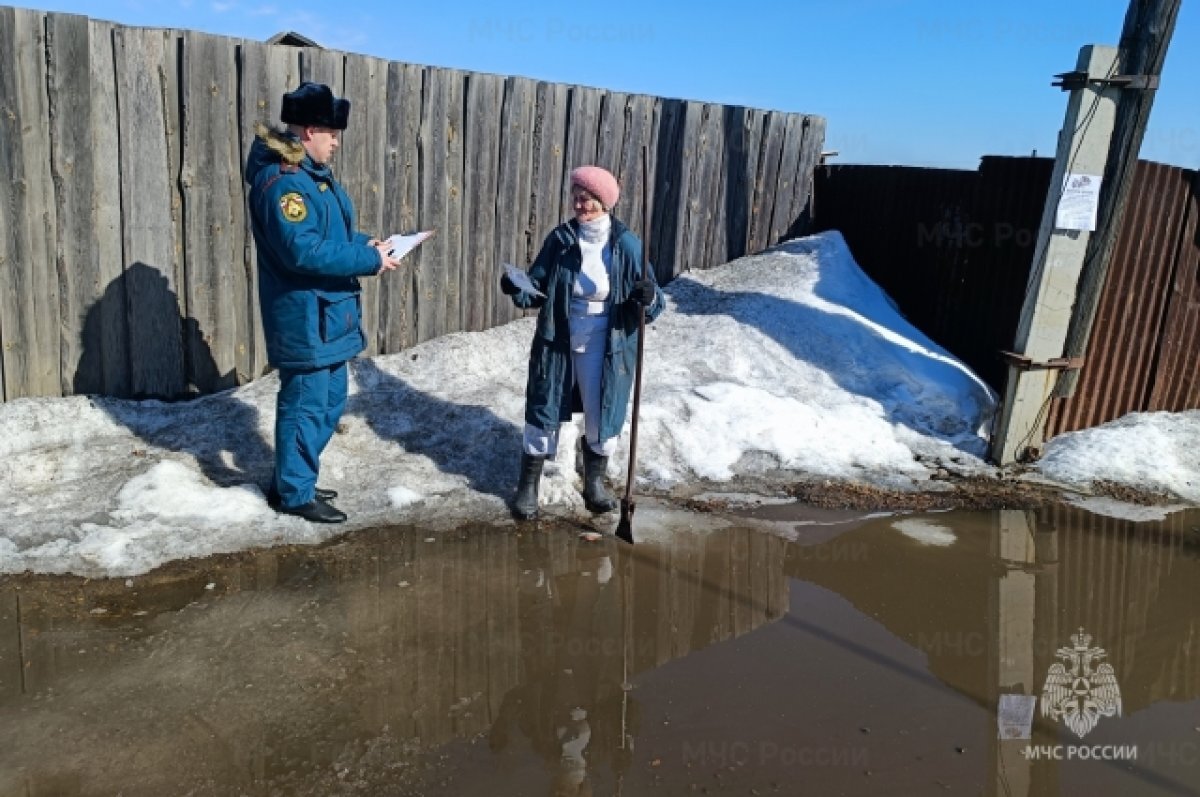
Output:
[279,192,307,222]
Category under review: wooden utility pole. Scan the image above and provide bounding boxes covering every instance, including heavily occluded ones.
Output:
[1058,0,1183,397]
[990,45,1121,466]
[990,0,1182,464]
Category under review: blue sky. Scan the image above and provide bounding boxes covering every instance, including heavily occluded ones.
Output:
[14,0,1200,169]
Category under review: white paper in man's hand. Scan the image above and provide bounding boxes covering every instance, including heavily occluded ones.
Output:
[503,263,545,298]
[385,230,435,260]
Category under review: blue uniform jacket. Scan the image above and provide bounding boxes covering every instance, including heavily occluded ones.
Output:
[510,218,666,442]
[245,125,381,370]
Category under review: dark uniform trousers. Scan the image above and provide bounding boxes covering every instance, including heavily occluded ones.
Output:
[275,362,348,508]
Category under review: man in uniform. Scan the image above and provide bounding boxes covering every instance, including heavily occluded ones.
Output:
[245,82,400,523]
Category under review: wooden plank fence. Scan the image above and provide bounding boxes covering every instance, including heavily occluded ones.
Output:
[0,7,59,400]
[0,6,825,402]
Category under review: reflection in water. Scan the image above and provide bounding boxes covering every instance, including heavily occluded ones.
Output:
[485,532,790,796]
[0,507,1197,796]
[785,506,1200,797]
[0,524,788,796]
[488,540,637,796]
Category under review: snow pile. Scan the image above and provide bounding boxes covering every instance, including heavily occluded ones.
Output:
[1036,411,1200,503]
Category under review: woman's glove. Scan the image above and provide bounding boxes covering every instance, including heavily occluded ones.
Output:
[631,278,656,307]
[500,273,520,295]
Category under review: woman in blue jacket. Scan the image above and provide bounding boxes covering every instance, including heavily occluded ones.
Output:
[245,82,400,523]
[502,166,665,520]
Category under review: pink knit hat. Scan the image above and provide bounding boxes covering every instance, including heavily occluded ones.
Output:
[570,165,620,210]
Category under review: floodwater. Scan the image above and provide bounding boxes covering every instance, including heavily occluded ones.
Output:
[2,503,1199,797]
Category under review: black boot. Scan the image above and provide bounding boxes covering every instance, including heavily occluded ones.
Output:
[512,453,545,520]
[581,444,618,514]
[278,499,347,524]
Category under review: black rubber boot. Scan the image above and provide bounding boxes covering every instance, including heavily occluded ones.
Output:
[581,444,618,514]
[512,453,545,520]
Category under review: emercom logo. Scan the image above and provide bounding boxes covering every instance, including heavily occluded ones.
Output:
[1039,627,1123,738]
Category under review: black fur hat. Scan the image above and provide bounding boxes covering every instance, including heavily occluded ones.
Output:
[280,82,350,130]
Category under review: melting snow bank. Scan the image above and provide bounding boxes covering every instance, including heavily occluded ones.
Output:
[0,231,1186,579]
[1035,410,1200,504]
[637,232,998,490]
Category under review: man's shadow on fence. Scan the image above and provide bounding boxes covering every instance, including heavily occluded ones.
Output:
[668,238,996,456]
[76,262,274,490]
[348,357,523,502]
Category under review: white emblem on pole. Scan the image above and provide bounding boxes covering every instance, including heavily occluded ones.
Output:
[1039,627,1122,738]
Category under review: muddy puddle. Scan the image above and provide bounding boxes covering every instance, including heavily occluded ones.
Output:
[2,502,1199,796]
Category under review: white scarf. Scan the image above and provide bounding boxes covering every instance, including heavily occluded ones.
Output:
[573,215,611,311]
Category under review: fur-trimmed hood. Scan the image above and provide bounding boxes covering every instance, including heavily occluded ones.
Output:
[245,123,309,185]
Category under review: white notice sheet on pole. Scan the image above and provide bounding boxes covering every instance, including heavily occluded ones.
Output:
[997,694,1037,740]
[502,263,545,298]
[1055,173,1102,231]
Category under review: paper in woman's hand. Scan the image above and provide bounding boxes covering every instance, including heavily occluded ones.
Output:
[385,230,435,260]
[503,263,545,298]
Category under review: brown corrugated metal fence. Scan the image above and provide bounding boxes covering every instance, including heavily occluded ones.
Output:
[1045,162,1200,434]
[813,157,1200,437]
[1147,168,1200,411]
